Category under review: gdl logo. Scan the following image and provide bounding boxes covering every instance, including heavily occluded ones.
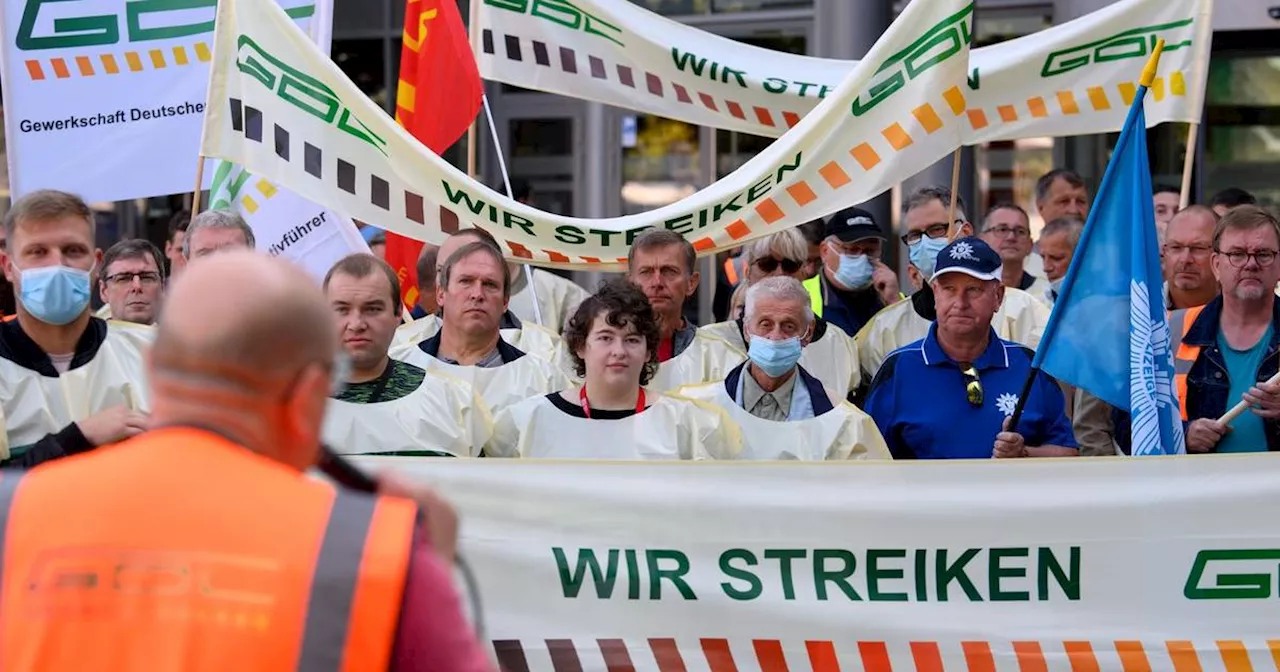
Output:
[14,0,315,51]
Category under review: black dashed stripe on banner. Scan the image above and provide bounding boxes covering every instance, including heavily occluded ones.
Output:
[304,143,322,178]
[482,28,494,55]
[371,175,390,210]
[504,35,521,61]
[274,124,290,160]
[337,159,356,194]
[230,98,244,132]
[244,106,263,142]
[532,40,549,66]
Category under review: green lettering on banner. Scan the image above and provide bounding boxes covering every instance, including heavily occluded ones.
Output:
[866,549,908,601]
[747,175,772,204]
[712,194,742,222]
[502,211,536,236]
[625,227,653,245]
[935,548,983,601]
[1183,548,1280,600]
[764,549,807,600]
[719,549,763,600]
[442,181,489,216]
[763,77,788,94]
[554,225,587,244]
[775,152,802,184]
[967,67,980,91]
[236,36,387,155]
[914,548,928,600]
[1041,19,1194,78]
[553,547,620,599]
[988,547,1030,601]
[671,48,708,76]
[664,214,694,235]
[646,550,697,600]
[813,549,861,601]
[851,3,974,117]
[485,0,624,47]
[16,0,313,51]
[1038,546,1081,600]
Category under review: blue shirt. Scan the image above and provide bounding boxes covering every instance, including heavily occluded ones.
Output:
[1216,325,1273,453]
[865,325,1077,459]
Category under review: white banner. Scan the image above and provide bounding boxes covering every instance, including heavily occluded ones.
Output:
[207,162,368,282]
[0,0,326,202]
[477,0,1213,142]
[361,456,1280,671]
[201,0,971,268]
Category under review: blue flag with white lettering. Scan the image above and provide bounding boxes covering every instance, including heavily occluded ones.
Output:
[1031,81,1185,456]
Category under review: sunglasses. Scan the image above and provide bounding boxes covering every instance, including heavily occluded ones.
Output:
[962,365,983,407]
[755,257,803,274]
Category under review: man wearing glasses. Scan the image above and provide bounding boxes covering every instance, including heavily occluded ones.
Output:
[815,206,900,338]
[864,237,1076,459]
[1162,206,1221,311]
[979,204,1050,300]
[1171,206,1280,454]
[854,186,1050,383]
[97,239,166,325]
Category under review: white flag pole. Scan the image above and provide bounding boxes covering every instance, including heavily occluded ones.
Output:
[481,93,544,327]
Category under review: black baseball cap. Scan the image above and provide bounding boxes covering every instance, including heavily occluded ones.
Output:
[824,207,885,243]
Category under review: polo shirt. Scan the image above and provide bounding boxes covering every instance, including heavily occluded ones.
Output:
[865,325,1076,459]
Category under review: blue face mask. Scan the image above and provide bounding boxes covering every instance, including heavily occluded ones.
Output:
[16,263,92,326]
[908,236,950,278]
[833,253,873,290]
[748,335,804,377]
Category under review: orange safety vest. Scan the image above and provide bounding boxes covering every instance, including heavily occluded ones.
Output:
[723,256,741,286]
[0,428,417,671]
[1169,305,1206,421]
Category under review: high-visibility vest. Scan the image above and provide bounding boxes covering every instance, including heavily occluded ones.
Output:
[804,275,823,318]
[0,427,417,671]
[723,256,741,286]
[1169,305,1206,421]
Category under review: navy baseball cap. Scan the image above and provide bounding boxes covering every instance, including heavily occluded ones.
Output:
[824,207,884,243]
[930,237,1002,282]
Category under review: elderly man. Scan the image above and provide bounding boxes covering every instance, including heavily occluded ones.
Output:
[0,250,492,670]
[321,254,488,457]
[1169,206,1280,453]
[1038,217,1084,305]
[392,228,563,365]
[627,229,744,391]
[0,189,152,467]
[1036,169,1090,224]
[1163,206,1221,310]
[397,239,567,417]
[866,237,1077,459]
[980,203,1050,299]
[855,186,1050,381]
[96,239,165,325]
[676,277,889,460]
[183,209,255,260]
[815,206,899,337]
[700,228,862,399]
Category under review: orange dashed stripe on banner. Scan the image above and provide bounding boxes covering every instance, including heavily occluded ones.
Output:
[24,41,214,80]
[753,640,789,672]
[1268,640,1280,670]
[997,104,1018,123]
[1014,641,1049,672]
[786,181,817,206]
[725,220,751,240]
[910,642,945,672]
[857,641,892,672]
[851,143,881,171]
[1065,641,1101,672]
[1151,76,1166,102]
[1217,640,1253,672]
[962,641,997,672]
[942,86,967,115]
[805,641,840,672]
[967,108,989,130]
[1058,90,1081,115]
[693,238,716,252]
[913,103,943,134]
[1167,641,1203,672]
[1087,86,1111,111]
[702,638,739,672]
[1116,640,1152,672]
[818,161,851,189]
[1028,96,1048,118]
[882,122,913,150]
[1118,82,1138,105]
[756,198,785,224]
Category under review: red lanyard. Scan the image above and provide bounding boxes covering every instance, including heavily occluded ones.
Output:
[579,386,646,418]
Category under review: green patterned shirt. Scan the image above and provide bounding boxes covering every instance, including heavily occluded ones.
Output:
[333,359,426,404]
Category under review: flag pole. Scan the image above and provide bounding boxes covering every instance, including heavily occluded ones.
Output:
[191,156,205,215]
[465,0,481,178]
[1178,122,1199,210]
[481,93,545,327]
[946,149,963,241]
[1005,40,1167,435]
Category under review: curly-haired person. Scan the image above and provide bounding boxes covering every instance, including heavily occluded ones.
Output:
[484,278,741,460]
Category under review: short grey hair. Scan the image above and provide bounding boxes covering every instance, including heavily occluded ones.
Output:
[903,186,967,223]
[440,240,511,299]
[744,276,813,327]
[627,228,696,276]
[1041,217,1085,248]
[1035,169,1086,204]
[183,209,255,258]
[743,228,807,269]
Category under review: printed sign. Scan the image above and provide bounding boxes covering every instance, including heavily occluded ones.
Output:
[0,0,325,202]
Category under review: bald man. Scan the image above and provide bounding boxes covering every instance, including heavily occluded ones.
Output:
[0,252,493,670]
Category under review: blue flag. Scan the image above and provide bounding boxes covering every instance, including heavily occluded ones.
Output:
[1032,64,1185,456]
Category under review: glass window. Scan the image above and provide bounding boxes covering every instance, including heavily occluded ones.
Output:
[622,117,701,215]
[1204,55,1280,208]
[333,40,389,111]
[334,0,388,33]
[509,118,576,216]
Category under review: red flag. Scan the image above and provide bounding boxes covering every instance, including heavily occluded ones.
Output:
[388,0,483,310]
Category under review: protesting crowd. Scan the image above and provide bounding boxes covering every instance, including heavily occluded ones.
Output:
[3,167,1276,467]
